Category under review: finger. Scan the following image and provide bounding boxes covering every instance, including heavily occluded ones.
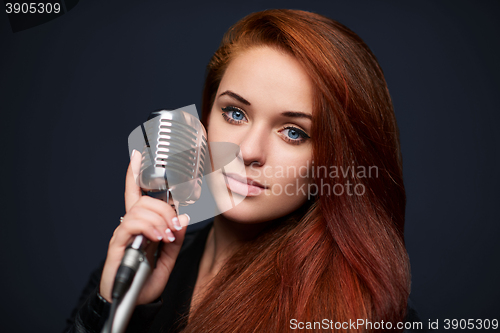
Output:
[125,149,142,212]
[157,214,190,261]
[125,206,176,243]
[177,213,190,228]
[127,206,168,230]
[111,218,165,246]
[171,213,190,233]
[162,214,190,246]
[133,196,179,232]
[136,215,191,299]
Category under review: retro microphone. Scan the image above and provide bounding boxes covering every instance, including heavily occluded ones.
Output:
[103,107,208,333]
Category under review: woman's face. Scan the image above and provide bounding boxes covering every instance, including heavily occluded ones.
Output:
[207,46,314,223]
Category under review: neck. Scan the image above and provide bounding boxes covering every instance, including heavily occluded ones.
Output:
[202,215,272,276]
[198,203,311,283]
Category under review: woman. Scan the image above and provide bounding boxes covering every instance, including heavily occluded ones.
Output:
[66,9,414,333]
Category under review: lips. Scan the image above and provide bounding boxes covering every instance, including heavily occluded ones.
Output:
[225,173,268,188]
[224,173,268,196]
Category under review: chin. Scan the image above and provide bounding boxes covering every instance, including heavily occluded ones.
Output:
[219,195,308,224]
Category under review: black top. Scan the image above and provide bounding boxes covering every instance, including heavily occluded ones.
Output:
[64,220,424,332]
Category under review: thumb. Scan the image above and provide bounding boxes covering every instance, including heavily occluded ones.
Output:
[125,149,142,212]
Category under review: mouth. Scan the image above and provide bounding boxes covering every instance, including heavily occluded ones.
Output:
[223,172,268,197]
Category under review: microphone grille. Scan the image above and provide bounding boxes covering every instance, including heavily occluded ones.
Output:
[139,109,208,205]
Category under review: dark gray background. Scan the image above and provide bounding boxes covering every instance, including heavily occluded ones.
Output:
[1,0,498,332]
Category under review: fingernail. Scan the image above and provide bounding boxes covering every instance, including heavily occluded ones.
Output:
[183,214,191,226]
[131,149,136,158]
[172,217,182,231]
[165,228,176,242]
[153,229,163,241]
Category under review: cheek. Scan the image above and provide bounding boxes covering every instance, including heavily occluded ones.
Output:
[267,159,313,198]
[270,150,313,182]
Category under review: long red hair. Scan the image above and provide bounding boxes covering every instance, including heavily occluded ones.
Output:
[183,9,410,332]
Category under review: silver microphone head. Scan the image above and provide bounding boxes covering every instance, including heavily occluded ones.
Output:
[138,107,208,206]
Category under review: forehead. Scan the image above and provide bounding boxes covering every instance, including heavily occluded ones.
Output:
[218,47,314,113]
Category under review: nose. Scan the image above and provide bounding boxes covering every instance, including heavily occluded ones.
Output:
[238,123,268,167]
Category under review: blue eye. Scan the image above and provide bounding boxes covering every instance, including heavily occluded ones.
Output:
[281,126,310,145]
[221,106,247,124]
[231,110,245,120]
[286,128,300,140]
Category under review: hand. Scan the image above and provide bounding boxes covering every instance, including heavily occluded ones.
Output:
[99,150,190,304]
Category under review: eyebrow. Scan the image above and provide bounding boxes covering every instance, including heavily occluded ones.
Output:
[281,111,312,120]
[218,90,312,120]
[219,90,251,105]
